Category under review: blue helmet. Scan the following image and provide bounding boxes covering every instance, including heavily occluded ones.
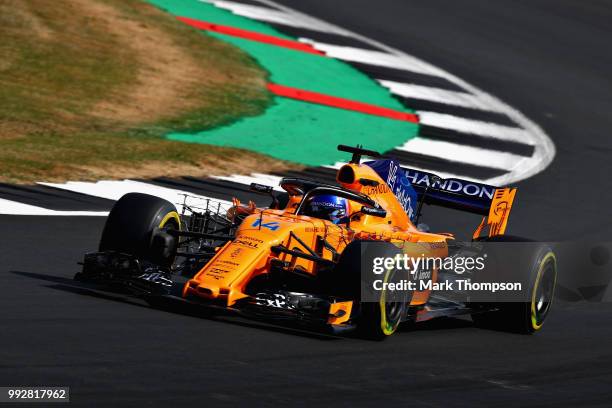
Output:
[303,194,349,224]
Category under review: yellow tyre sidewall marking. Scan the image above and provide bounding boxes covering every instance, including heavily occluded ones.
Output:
[159,211,181,230]
[530,252,557,331]
[379,267,400,336]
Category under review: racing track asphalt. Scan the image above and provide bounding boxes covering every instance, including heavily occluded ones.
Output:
[2,1,612,406]
[2,215,612,407]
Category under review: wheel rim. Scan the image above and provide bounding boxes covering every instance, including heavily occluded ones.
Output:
[156,211,180,267]
[385,299,403,324]
[379,268,405,335]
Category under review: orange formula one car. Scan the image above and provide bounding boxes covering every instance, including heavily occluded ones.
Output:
[78,145,557,339]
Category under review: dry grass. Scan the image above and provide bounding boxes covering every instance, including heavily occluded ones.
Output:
[0,0,298,183]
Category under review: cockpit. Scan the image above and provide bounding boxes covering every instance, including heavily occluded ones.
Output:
[300,194,350,224]
[293,185,387,226]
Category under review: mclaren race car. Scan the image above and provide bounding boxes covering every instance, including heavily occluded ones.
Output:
[78,145,557,339]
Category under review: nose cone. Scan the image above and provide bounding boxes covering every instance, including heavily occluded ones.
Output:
[183,213,316,305]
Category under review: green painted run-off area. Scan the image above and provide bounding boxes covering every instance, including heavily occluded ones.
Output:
[149,0,418,166]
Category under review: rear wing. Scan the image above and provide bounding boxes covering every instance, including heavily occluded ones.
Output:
[365,160,517,237]
[403,168,500,215]
[403,167,517,238]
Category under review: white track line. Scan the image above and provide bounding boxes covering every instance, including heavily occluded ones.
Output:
[378,80,497,112]
[39,180,231,210]
[418,111,535,144]
[298,40,446,77]
[202,0,347,34]
[252,0,555,186]
[0,198,107,216]
[397,138,528,171]
[202,0,281,11]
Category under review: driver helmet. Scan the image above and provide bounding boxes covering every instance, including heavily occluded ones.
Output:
[304,195,349,224]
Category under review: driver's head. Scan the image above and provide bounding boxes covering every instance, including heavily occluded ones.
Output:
[304,195,349,224]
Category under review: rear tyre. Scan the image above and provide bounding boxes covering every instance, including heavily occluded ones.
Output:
[334,240,409,340]
[99,193,180,267]
[471,236,557,334]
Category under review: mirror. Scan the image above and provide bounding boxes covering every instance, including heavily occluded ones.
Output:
[361,206,387,218]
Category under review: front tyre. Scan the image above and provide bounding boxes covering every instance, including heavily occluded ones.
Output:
[334,241,410,340]
[99,193,180,267]
[360,267,407,339]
